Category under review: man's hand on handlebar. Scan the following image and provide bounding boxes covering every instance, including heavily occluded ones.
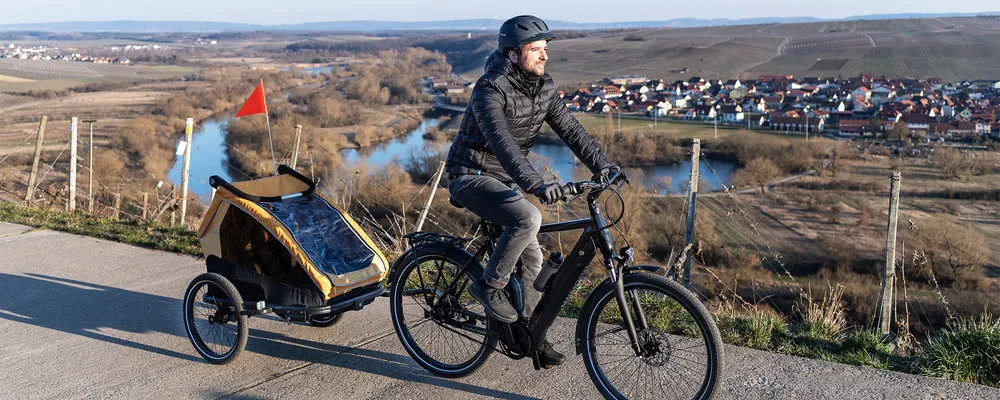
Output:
[532,182,567,205]
[562,165,627,199]
[535,166,626,205]
[592,165,625,184]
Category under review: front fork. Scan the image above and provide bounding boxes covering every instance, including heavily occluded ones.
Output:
[592,194,649,357]
[608,253,651,357]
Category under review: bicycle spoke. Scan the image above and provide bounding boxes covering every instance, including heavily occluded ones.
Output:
[590,284,713,400]
[394,255,490,370]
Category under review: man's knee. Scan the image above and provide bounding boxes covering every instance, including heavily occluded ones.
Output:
[515,204,543,232]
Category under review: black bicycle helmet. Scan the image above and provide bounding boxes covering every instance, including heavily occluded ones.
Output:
[498,15,556,51]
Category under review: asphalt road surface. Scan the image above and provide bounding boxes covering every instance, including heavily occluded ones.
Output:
[1,222,997,400]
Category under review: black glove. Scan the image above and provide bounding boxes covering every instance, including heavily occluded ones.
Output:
[592,165,623,183]
[532,183,566,205]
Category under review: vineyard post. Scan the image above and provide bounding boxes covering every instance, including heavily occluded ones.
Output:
[25,116,47,202]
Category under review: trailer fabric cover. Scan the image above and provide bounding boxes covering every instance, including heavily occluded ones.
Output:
[198,174,388,301]
[263,195,381,276]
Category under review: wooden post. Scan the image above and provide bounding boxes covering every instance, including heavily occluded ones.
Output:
[682,138,701,287]
[83,119,97,213]
[179,118,193,225]
[170,210,177,227]
[291,124,303,169]
[113,193,121,220]
[142,192,149,220]
[68,117,78,212]
[25,116,47,202]
[878,172,902,335]
[414,161,446,233]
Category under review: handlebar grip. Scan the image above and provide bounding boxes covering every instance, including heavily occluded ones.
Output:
[209,164,315,202]
[565,183,581,196]
[605,168,622,185]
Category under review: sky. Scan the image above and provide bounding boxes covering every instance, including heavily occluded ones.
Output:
[2,0,996,25]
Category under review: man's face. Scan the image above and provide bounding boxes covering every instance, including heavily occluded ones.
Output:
[510,40,548,77]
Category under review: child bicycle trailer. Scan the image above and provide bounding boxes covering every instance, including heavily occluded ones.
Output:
[182,164,389,364]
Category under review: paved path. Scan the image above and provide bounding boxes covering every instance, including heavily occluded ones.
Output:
[1,222,997,399]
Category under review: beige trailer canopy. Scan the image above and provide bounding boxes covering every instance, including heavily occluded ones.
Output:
[198,172,388,301]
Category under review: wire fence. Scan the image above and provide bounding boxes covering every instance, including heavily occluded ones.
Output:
[0,115,969,338]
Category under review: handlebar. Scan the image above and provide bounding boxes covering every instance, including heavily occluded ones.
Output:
[564,169,625,198]
[209,164,315,202]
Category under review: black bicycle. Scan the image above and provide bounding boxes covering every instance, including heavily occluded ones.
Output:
[388,170,723,399]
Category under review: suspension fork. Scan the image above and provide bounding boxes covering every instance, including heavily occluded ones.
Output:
[610,259,645,356]
[590,192,646,356]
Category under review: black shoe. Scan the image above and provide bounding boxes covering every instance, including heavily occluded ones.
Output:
[536,339,566,368]
[468,277,518,323]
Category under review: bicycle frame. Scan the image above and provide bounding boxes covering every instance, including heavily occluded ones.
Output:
[439,188,650,357]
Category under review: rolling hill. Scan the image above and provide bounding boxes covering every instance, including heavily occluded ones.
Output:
[512,16,1000,84]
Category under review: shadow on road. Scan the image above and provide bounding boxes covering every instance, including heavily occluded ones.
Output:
[0,273,535,399]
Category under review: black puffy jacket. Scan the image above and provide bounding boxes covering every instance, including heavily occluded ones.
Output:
[445,50,610,193]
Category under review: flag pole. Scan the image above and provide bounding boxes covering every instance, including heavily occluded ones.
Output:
[260,78,277,176]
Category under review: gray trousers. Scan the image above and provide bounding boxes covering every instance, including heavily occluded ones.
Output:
[448,174,544,318]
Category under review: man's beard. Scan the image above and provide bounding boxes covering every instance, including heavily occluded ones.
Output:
[519,57,545,77]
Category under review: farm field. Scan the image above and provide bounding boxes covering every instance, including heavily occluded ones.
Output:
[0,59,194,92]
[489,16,1000,84]
[0,91,168,121]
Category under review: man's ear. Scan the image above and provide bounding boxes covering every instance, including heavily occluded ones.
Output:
[506,49,519,65]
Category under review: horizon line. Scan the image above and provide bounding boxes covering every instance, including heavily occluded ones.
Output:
[3,12,999,27]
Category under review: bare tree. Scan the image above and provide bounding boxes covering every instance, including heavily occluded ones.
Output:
[734,157,780,194]
[934,147,972,179]
[888,122,910,143]
[911,216,989,283]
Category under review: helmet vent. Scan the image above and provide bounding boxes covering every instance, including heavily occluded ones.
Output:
[516,24,529,31]
[532,21,542,30]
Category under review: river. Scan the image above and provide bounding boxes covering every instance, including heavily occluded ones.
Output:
[170,117,736,204]
[166,114,237,204]
[339,118,737,194]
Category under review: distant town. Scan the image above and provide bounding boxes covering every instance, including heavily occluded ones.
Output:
[0,39,217,64]
[428,73,1000,144]
[565,74,1000,143]
[1,43,134,64]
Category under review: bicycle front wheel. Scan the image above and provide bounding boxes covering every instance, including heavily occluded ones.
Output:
[580,272,723,400]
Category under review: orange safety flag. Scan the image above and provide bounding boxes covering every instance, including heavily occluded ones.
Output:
[234,79,268,118]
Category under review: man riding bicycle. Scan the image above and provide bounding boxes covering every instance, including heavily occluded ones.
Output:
[445,15,619,368]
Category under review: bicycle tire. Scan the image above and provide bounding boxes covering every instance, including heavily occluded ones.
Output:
[579,272,723,400]
[389,246,497,378]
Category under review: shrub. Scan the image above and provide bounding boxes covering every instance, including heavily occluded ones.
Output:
[354,126,377,147]
[717,307,791,350]
[920,314,1000,388]
[839,329,894,369]
[796,284,847,342]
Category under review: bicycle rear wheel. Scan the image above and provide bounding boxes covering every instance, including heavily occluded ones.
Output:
[580,272,722,400]
[389,247,497,378]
